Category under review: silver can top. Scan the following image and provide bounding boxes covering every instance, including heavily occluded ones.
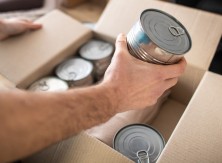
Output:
[140,9,191,55]
[113,124,165,163]
[79,39,114,60]
[56,58,93,81]
[28,77,69,92]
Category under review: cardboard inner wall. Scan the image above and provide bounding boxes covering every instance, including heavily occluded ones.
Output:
[0,10,93,89]
[157,71,222,163]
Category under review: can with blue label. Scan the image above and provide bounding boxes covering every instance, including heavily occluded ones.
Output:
[127,9,192,64]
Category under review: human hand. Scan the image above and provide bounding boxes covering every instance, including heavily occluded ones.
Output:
[0,18,42,40]
[102,33,186,112]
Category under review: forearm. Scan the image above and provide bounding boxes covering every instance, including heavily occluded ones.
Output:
[0,85,117,162]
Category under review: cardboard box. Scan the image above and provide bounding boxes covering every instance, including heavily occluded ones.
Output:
[0,10,92,88]
[157,71,222,163]
[0,0,221,162]
[0,74,15,90]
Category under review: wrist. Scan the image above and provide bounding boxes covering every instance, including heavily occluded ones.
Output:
[97,82,120,114]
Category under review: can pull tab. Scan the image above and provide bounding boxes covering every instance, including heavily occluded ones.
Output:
[137,150,150,163]
[68,72,77,80]
[39,81,49,91]
[169,26,185,36]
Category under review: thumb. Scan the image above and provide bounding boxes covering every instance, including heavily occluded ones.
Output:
[115,33,127,52]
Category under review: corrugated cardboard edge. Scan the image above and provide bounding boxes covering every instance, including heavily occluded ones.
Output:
[23,132,133,163]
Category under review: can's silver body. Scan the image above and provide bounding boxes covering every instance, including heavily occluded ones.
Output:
[55,58,94,88]
[127,9,192,64]
[79,39,114,80]
[28,77,69,92]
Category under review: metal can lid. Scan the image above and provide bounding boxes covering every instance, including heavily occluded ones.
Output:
[113,124,165,163]
[79,39,114,60]
[140,9,191,55]
[28,77,69,92]
[56,58,93,81]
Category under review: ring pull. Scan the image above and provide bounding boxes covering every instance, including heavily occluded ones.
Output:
[169,26,185,36]
[68,72,77,81]
[137,150,150,163]
[38,81,49,91]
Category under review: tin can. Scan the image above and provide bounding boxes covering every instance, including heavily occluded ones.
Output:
[127,9,192,64]
[55,58,94,87]
[79,39,114,80]
[113,124,165,163]
[28,77,69,92]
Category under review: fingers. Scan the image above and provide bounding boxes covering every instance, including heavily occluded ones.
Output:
[24,22,42,30]
[164,77,179,90]
[160,58,187,79]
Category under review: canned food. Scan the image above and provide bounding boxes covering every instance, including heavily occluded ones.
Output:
[113,124,165,163]
[127,9,192,64]
[55,58,94,87]
[79,39,114,80]
[28,77,69,92]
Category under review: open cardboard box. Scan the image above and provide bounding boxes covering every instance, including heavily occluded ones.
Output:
[0,0,222,162]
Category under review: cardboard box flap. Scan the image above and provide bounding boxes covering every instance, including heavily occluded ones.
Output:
[0,9,93,88]
[24,132,133,163]
[157,71,222,163]
[0,74,15,90]
[96,0,222,70]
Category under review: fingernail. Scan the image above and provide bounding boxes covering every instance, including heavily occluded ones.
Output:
[117,33,126,41]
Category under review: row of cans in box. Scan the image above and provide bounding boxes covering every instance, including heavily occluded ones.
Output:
[28,39,114,92]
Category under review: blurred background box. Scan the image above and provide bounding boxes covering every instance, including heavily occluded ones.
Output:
[0,0,44,12]
[60,0,109,22]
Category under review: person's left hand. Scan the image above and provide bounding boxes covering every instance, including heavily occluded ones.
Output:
[0,18,42,40]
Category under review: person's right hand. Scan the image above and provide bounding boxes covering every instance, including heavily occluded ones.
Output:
[102,33,187,112]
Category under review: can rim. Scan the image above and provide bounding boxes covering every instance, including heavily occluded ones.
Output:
[140,8,192,55]
[113,123,165,149]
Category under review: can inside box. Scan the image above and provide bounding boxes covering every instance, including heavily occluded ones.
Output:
[27,36,114,91]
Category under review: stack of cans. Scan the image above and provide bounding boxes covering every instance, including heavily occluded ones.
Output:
[55,58,94,88]
[127,9,191,65]
[28,39,114,90]
[114,124,165,163]
[79,39,114,81]
[28,77,69,92]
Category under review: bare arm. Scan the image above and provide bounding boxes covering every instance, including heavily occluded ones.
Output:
[0,34,186,162]
[0,85,117,162]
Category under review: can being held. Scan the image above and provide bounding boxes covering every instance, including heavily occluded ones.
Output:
[79,39,114,81]
[28,77,69,92]
[113,124,165,163]
[55,58,94,87]
[127,9,192,64]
